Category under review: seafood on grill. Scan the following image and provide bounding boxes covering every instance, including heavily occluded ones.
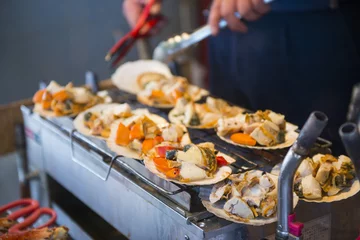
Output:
[107,112,190,159]
[111,60,173,94]
[144,142,235,185]
[137,75,208,109]
[202,170,299,225]
[33,81,109,117]
[73,103,135,139]
[216,110,298,149]
[168,97,244,129]
[294,154,360,202]
[0,226,69,240]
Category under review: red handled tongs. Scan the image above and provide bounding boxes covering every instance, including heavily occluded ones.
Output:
[0,199,57,234]
[105,0,165,67]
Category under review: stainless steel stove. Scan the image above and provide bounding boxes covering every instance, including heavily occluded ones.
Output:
[20,89,343,240]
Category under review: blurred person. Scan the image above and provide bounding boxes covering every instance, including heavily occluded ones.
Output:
[123,0,360,153]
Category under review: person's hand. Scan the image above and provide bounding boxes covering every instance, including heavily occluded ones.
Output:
[123,0,162,28]
[208,0,271,35]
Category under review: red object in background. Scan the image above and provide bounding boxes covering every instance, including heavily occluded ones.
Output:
[288,213,304,237]
[216,156,229,166]
[106,0,166,67]
[197,0,212,89]
[0,199,57,234]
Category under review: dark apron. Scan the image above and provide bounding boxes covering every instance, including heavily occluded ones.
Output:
[208,9,360,154]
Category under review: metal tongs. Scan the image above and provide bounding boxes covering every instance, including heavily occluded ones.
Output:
[276,111,328,240]
[105,0,165,67]
[153,0,274,63]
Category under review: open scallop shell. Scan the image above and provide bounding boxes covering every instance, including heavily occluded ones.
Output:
[106,112,168,159]
[202,172,299,225]
[143,152,235,186]
[73,103,130,140]
[168,105,245,130]
[216,123,299,150]
[137,85,209,109]
[270,163,360,203]
[111,60,173,94]
[33,104,79,118]
[301,179,360,203]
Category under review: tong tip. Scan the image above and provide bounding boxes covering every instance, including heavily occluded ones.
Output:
[105,53,111,62]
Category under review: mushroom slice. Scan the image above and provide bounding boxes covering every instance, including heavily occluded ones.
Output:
[259,196,277,217]
[216,114,245,136]
[210,182,232,203]
[297,158,314,178]
[301,175,322,199]
[315,162,333,185]
[223,197,254,219]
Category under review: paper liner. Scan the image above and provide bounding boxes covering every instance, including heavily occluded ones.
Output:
[270,162,360,203]
[168,105,245,130]
[111,60,172,94]
[216,123,299,150]
[143,153,235,186]
[106,113,175,159]
[301,179,360,203]
[73,103,129,140]
[136,85,209,109]
[202,172,299,225]
[34,104,78,118]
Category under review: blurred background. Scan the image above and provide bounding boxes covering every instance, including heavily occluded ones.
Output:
[0,0,207,105]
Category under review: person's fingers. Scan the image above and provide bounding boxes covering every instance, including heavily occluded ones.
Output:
[150,2,162,15]
[236,0,261,22]
[221,0,248,33]
[251,0,271,14]
[123,0,143,27]
[208,0,222,35]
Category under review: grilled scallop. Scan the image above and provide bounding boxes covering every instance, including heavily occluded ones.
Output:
[216,114,245,136]
[250,120,280,146]
[301,175,322,199]
[224,197,255,219]
[210,182,232,203]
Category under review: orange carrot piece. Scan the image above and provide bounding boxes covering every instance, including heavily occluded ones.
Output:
[151,90,164,98]
[142,138,155,154]
[129,123,144,140]
[32,89,46,103]
[115,123,130,146]
[153,157,171,172]
[230,133,257,146]
[153,136,164,145]
[164,168,180,178]
[171,89,183,101]
[53,90,70,102]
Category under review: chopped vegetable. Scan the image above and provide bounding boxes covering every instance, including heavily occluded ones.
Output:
[171,89,183,102]
[115,123,130,146]
[151,90,165,98]
[155,146,175,158]
[183,144,192,152]
[53,90,71,102]
[84,112,92,121]
[189,113,201,126]
[100,129,110,138]
[153,136,164,145]
[164,168,180,178]
[129,123,144,140]
[230,133,257,146]
[142,138,155,154]
[216,156,228,166]
[153,157,172,172]
[165,150,177,160]
[32,89,46,103]
[42,100,52,110]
